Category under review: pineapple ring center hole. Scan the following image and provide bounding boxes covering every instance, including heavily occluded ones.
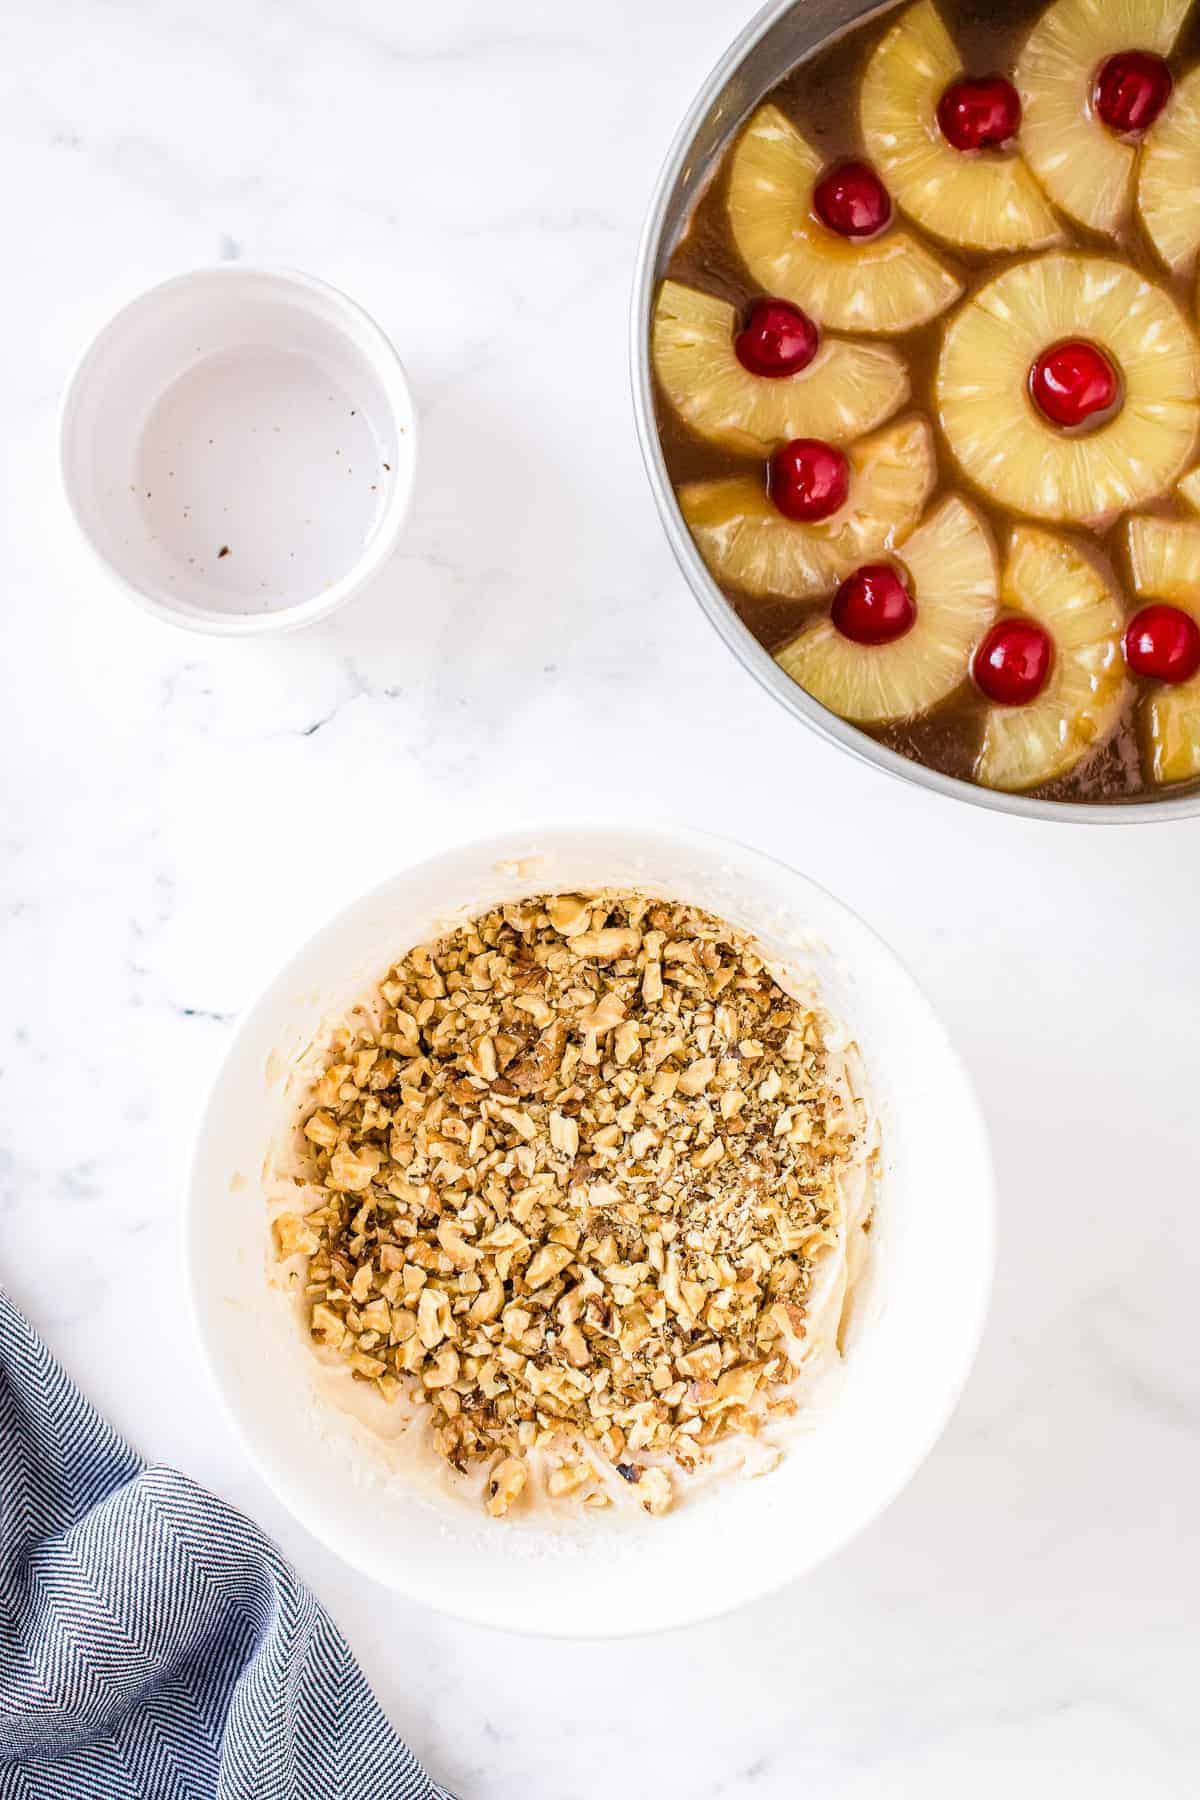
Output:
[1027,338,1125,435]
[935,74,1023,155]
[1091,50,1174,140]
[831,560,916,646]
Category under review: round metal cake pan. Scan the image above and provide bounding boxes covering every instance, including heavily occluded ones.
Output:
[630,0,1200,824]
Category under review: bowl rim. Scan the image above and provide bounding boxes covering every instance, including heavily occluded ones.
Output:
[59,263,419,638]
[628,0,1200,826]
[183,819,997,1635]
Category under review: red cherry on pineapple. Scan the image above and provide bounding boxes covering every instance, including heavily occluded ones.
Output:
[735,298,820,377]
[769,438,849,522]
[832,564,915,646]
[973,620,1053,705]
[813,160,892,238]
[1093,51,1173,136]
[937,75,1022,150]
[1029,340,1120,429]
[1123,604,1200,684]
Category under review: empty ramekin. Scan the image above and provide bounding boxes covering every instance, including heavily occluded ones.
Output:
[60,266,417,635]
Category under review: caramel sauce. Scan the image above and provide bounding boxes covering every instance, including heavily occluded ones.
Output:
[656,0,1200,803]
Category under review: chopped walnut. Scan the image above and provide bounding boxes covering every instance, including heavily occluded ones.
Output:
[273,1213,318,1258]
[637,1466,673,1516]
[278,892,865,1519]
[486,1457,528,1517]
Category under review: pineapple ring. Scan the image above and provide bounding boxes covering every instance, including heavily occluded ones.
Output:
[727,105,962,334]
[1179,464,1200,510]
[937,254,1200,525]
[1126,515,1200,782]
[1139,65,1200,272]
[775,494,997,724]
[976,528,1129,792]
[862,0,1061,252]
[1017,0,1191,236]
[678,416,934,601]
[651,281,910,455]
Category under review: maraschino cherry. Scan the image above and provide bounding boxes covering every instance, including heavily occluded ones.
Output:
[1029,340,1120,429]
[973,619,1053,705]
[937,75,1022,150]
[769,438,849,522]
[831,564,915,645]
[735,298,820,377]
[813,160,892,238]
[1123,604,1200,684]
[1094,51,1173,137]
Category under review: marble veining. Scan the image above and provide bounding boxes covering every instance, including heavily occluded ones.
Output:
[2,0,1198,1794]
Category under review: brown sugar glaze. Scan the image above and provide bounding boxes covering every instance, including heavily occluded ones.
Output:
[656,0,1200,803]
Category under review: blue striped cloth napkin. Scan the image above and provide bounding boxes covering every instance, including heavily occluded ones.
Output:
[0,1288,453,1799]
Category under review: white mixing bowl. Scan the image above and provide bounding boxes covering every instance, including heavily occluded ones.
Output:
[186,825,994,1636]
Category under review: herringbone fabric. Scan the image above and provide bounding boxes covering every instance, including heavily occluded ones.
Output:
[0,1289,453,1800]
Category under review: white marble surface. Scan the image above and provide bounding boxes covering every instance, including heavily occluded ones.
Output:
[2,0,1199,1792]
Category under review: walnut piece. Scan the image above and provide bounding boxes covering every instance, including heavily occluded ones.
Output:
[486,1457,528,1517]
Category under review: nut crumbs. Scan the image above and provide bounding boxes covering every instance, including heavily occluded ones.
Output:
[274,892,866,1518]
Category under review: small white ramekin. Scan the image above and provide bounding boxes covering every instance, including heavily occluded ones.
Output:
[186,823,995,1636]
[60,266,417,636]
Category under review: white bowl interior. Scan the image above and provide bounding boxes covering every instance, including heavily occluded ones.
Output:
[61,268,415,630]
[187,827,994,1636]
